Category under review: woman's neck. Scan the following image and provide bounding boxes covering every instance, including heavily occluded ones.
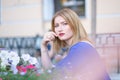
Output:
[65,38,73,46]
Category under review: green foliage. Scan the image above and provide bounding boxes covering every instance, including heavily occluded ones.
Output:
[0,71,51,80]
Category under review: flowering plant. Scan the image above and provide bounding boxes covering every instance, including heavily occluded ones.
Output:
[17,53,38,75]
[0,49,42,80]
[0,50,20,73]
[0,49,58,80]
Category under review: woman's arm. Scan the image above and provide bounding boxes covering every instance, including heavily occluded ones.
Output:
[41,32,57,70]
[41,44,53,70]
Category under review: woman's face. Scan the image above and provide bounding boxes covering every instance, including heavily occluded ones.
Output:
[54,16,73,44]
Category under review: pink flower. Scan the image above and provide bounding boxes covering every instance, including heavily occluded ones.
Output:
[17,65,27,73]
[26,64,36,69]
[0,78,2,80]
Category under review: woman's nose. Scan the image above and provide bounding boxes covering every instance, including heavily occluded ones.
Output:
[57,26,63,31]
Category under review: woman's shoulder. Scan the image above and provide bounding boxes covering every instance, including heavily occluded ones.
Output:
[70,41,95,50]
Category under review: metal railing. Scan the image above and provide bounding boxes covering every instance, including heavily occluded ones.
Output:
[0,36,43,56]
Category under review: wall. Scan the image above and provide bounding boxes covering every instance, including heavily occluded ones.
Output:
[97,0,120,33]
[0,0,43,37]
[0,0,120,37]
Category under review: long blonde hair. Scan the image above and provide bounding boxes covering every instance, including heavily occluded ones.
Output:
[51,8,90,53]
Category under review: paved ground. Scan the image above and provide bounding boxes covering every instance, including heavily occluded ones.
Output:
[110,74,120,80]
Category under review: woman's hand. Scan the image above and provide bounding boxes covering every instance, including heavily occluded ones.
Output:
[41,31,57,47]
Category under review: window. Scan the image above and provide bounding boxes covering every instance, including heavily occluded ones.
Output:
[43,0,54,21]
[54,0,86,17]
[43,0,86,21]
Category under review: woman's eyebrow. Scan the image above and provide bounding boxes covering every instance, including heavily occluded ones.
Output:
[60,21,66,24]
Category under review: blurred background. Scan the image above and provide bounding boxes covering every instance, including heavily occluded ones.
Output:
[0,0,120,79]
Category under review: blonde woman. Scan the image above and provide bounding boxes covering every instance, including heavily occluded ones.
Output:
[41,8,110,80]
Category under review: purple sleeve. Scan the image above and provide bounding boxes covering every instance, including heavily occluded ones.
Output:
[55,42,111,80]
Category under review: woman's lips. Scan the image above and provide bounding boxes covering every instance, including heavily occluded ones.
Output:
[59,33,65,37]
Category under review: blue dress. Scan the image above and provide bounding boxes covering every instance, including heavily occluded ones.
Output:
[54,42,111,80]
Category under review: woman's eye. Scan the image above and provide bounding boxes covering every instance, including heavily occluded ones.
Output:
[63,22,68,25]
[54,24,59,27]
